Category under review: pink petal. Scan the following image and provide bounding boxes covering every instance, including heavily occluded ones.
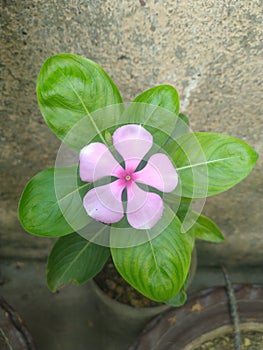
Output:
[83,180,125,224]
[126,182,164,229]
[112,124,153,171]
[135,153,178,192]
[79,142,122,182]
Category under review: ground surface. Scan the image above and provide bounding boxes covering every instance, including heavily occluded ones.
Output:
[0,261,262,350]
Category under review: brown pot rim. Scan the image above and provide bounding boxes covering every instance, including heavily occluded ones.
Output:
[129,283,263,350]
[0,295,36,350]
[90,279,170,317]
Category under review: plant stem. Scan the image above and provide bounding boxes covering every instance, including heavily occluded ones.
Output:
[0,328,14,350]
[221,265,242,350]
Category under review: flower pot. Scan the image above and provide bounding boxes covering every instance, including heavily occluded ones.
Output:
[129,284,263,350]
[90,248,197,335]
[0,295,36,350]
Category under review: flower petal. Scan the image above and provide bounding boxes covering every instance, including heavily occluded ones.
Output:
[126,182,164,229]
[135,153,178,192]
[79,142,122,182]
[112,124,153,171]
[83,180,125,224]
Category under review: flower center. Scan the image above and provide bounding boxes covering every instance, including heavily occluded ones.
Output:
[125,175,131,181]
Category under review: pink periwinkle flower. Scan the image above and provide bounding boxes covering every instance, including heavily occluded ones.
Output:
[79,124,178,229]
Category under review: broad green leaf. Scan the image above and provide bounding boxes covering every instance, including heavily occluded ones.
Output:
[165,246,196,307]
[61,96,187,153]
[47,233,110,292]
[119,103,179,149]
[104,129,113,147]
[18,167,91,237]
[121,86,189,148]
[37,54,123,148]
[178,113,189,127]
[133,85,180,115]
[189,212,225,243]
[173,197,192,222]
[166,132,258,198]
[165,290,187,307]
[109,204,176,248]
[111,216,194,302]
[163,194,197,233]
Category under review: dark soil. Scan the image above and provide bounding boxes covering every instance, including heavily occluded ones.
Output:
[195,330,263,350]
[94,258,163,308]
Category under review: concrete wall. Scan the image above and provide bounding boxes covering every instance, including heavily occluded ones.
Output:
[1,0,262,265]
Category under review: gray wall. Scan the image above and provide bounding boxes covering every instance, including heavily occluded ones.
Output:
[1,0,262,265]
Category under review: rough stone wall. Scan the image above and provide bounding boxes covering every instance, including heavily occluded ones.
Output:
[1,0,262,264]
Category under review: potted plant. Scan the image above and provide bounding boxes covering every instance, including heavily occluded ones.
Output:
[18,54,258,319]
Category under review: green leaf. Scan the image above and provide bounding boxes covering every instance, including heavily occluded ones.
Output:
[37,54,123,148]
[174,197,192,222]
[190,212,225,243]
[163,194,197,233]
[166,132,258,198]
[133,85,180,115]
[178,113,189,127]
[165,290,187,307]
[18,166,91,237]
[111,216,194,302]
[129,85,190,147]
[104,129,113,147]
[55,100,184,153]
[47,233,110,292]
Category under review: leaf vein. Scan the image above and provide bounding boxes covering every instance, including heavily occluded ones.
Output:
[57,66,106,144]
[177,156,238,171]
[56,227,108,285]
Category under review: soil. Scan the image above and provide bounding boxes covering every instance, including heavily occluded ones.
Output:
[195,331,263,350]
[94,258,162,308]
